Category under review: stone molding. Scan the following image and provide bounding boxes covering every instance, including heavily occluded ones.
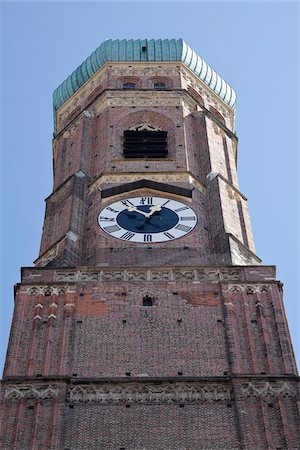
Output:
[68,382,232,404]
[242,381,297,399]
[89,172,205,193]
[53,267,244,283]
[4,384,59,400]
[4,381,296,403]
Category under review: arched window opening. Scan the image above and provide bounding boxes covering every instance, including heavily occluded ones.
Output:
[143,296,153,307]
[153,82,166,90]
[123,82,135,90]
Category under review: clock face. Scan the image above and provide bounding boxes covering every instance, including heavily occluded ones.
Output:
[98,196,197,243]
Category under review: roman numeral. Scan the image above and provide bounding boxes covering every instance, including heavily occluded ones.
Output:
[144,234,152,242]
[99,217,115,222]
[164,232,175,240]
[104,225,121,233]
[121,199,134,207]
[175,206,189,212]
[120,231,135,240]
[180,216,196,221]
[106,207,119,213]
[175,224,192,232]
[140,197,153,205]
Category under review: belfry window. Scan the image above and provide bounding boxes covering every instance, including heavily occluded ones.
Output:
[143,296,153,307]
[123,123,168,158]
[153,82,166,89]
[122,82,135,89]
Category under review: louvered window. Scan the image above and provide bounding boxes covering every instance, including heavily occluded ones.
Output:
[123,130,168,158]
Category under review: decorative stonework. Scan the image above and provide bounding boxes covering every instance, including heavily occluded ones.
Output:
[54,267,245,283]
[35,243,59,267]
[68,382,232,404]
[129,123,162,131]
[113,66,180,79]
[227,285,269,293]
[27,286,69,296]
[242,381,297,399]
[107,95,181,108]
[5,384,59,400]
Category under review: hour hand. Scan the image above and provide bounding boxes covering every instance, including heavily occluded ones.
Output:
[148,204,162,217]
[127,206,148,217]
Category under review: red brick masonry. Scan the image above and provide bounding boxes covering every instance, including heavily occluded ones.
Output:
[1,265,299,449]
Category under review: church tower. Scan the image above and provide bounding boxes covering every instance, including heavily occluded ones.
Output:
[1,39,299,449]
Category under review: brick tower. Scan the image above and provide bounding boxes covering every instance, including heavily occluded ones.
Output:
[1,39,299,449]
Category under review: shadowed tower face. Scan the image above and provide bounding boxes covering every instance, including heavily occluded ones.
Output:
[1,39,299,450]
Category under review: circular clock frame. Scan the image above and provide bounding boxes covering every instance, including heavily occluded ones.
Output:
[98,196,197,243]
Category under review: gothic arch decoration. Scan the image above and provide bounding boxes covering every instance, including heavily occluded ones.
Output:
[85,84,104,105]
[129,123,162,132]
[149,76,172,89]
[242,381,297,399]
[118,76,140,87]
[4,384,59,400]
[209,106,226,125]
[187,86,205,107]
[68,382,232,404]
[228,284,270,294]
[114,108,176,134]
[27,286,68,296]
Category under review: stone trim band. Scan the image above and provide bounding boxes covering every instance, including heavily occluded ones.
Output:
[4,381,297,403]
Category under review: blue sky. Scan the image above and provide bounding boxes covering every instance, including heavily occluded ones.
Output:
[1,1,299,373]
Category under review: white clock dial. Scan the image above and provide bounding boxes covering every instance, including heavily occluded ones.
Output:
[98,196,197,243]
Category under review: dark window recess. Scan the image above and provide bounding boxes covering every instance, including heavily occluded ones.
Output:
[143,296,153,307]
[122,82,135,89]
[154,82,166,89]
[123,130,168,158]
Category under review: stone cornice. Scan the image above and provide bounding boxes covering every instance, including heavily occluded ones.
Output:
[19,265,277,285]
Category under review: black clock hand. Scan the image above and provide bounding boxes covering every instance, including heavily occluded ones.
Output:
[135,216,161,230]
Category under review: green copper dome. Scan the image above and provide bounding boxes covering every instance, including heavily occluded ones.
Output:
[53,39,236,129]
